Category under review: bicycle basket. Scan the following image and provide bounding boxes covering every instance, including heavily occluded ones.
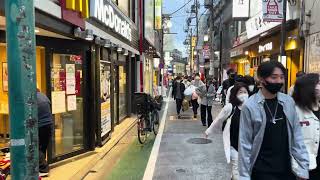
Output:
[134,92,151,114]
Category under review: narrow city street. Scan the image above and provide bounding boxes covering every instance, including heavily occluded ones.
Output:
[82,95,230,180]
[148,98,230,180]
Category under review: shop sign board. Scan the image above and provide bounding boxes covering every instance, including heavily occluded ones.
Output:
[258,42,273,53]
[202,45,210,59]
[90,0,132,41]
[100,63,112,137]
[306,32,320,73]
[155,0,162,30]
[262,0,284,22]
[144,0,155,45]
[232,0,249,19]
[246,12,280,39]
[230,49,244,58]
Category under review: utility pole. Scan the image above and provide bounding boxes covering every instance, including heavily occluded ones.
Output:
[195,0,199,73]
[280,0,287,57]
[280,0,287,91]
[5,0,39,179]
[190,28,193,74]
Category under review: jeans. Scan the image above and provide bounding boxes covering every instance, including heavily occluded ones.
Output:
[251,170,296,180]
[200,104,212,126]
[191,99,199,116]
[230,147,239,180]
[309,165,320,180]
[39,124,52,173]
[176,99,183,115]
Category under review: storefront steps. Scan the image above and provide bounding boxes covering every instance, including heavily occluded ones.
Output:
[43,116,137,180]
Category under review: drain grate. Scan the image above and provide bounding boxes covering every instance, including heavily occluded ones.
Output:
[187,138,212,144]
[176,168,186,173]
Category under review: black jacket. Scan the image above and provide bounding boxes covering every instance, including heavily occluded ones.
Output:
[172,81,185,100]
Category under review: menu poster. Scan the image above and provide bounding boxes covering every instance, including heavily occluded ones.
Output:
[52,91,66,114]
[67,95,77,111]
[66,64,75,95]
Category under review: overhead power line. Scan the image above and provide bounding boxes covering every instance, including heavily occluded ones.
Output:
[169,0,193,16]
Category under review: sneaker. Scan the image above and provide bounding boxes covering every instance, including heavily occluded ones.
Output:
[39,172,49,177]
[178,115,181,119]
[193,115,197,118]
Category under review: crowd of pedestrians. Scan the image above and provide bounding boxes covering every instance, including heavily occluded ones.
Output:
[171,60,320,180]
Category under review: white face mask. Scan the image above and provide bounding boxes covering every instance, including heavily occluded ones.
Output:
[195,76,200,80]
[249,85,255,92]
[237,93,249,103]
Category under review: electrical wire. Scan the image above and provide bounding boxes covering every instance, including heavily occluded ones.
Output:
[169,0,193,16]
[310,0,319,11]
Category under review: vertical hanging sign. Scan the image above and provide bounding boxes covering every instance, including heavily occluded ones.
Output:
[262,0,284,22]
[155,0,162,29]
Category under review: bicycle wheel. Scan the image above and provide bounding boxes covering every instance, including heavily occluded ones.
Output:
[152,111,160,135]
[137,117,148,144]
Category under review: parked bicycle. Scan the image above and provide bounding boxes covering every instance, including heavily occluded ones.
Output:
[134,93,162,144]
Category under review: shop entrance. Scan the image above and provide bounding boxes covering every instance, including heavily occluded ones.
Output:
[0,43,46,149]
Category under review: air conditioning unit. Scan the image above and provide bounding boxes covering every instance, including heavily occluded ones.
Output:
[204,0,213,8]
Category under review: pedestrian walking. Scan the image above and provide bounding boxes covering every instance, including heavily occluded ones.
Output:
[191,73,205,118]
[238,61,309,180]
[292,73,320,180]
[205,82,249,180]
[37,89,54,177]
[172,76,185,119]
[196,78,216,127]
[288,71,305,96]
[222,69,236,105]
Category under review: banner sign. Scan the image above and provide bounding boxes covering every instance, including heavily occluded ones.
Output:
[262,0,284,22]
[232,0,249,19]
[155,0,162,29]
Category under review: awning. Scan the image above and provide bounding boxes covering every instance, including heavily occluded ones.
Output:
[231,36,260,52]
[85,21,140,55]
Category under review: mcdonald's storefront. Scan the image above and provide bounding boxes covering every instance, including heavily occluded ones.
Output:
[0,0,139,163]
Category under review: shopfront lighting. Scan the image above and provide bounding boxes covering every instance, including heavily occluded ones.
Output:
[104,39,111,48]
[85,29,94,41]
[194,51,197,55]
[117,45,123,52]
[245,51,249,55]
[204,35,209,42]
[35,29,40,33]
[74,27,94,41]
[131,52,136,57]
[124,50,129,56]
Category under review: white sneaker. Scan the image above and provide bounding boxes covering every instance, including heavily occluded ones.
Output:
[39,172,49,177]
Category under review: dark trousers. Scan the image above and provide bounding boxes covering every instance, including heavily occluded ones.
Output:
[191,99,199,115]
[251,170,296,180]
[200,104,212,126]
[176,99,183,115]
[39,124,52,173]
[310,165,320,180]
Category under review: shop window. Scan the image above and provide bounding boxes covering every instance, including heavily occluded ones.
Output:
[119,66,127,120]
[51,54,84,157]
[100,62,112,137]
[0,44,46,149]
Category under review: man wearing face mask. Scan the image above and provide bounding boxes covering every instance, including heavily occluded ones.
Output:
[172,76,186,119]
[222,69,236,105]
[238,61,309,180]
[196,78,216,126]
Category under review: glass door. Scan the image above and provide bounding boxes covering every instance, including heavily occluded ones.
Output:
[118,65,127,120]
[50,54,84,157]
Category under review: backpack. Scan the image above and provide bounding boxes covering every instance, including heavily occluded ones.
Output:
[222,105,236,131]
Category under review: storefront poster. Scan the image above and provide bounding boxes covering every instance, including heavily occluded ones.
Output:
[67,95,77,111]
[66,64,76,95]
[262,0,284,22]
[2,63,8,92]
[52,91,66,114]
[100,63,111,137]
[307,33,320,73]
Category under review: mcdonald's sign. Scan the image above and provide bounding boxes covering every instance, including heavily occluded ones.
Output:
[65,0,89,18]
[61,0,89,28]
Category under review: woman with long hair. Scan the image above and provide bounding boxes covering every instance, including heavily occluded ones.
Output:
[292,73,320,179]
[204,82,249,180]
